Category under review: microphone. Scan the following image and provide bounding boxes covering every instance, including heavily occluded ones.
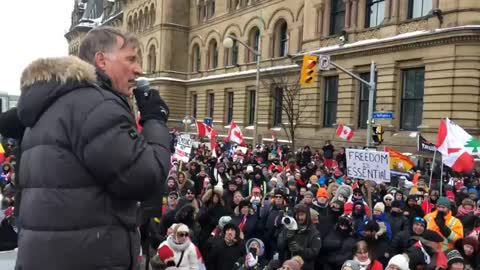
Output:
[135,78,152,97]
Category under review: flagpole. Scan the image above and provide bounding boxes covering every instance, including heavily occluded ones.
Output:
[440,155,444,195]
[429,150,436,189]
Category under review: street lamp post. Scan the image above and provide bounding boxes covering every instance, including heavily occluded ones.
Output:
[182,116,195,134]
[223,35,261,146]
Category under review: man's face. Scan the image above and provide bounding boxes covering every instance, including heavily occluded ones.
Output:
[168,196,178,208]
[353,192,363,200]
[296,211,307,225]
[437,205,449,215]
[304,196,313,205]
[96,37,142,96]
[228,184,237,192]
[186,191,194,201]
[275,195,284,205]
[412,223,425,235]
[224,228,236,241]
[395,193,403,201]
[233,193,243,204]
[167,179,175,188]
[450,262,465,270]
[318,197,327,204]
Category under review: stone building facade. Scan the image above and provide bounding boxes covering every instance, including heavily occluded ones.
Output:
[66,0,480,154]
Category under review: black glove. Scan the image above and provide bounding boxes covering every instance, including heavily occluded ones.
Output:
[439,225,451,237]
[435,213,446,228]
[133,89,169,124]
[288,241,303,252]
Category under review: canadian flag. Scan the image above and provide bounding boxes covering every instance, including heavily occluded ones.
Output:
[196,121,217,153]
[225,120,246,146]
[436,118,475,172]
[336,124,354,140]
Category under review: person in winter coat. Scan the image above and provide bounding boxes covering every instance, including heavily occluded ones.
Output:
[388,200,410,238]
[321,214,356,270]
[206,223,246,270]
[422,189,440,214]
[359,202,392,240]
[234,238,268,270]
[177,172,195,196]
[261,188,290,260]
[454,236,479,270]
[322,141,334,169]
[345,188,371,216]
[277,204,322,270]
[231,199,261,240]
[404,195,425,226]
[456,198,479,235]
[15,27,171,270]
[156,223,198,269]
[424,197,464,251]
[351,240,384,270]
[359,220,390,267]
[386,254,410,270]
[389,216,427,256]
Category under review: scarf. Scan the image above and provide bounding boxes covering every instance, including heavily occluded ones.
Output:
[354,256,372,270]
[456,205,475,216]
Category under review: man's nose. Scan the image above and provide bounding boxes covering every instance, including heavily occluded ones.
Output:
[133,63,143,76]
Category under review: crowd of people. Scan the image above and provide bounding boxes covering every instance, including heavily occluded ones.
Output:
[143,140,480,270]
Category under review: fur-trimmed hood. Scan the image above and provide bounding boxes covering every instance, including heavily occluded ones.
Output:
[18,56,97,127]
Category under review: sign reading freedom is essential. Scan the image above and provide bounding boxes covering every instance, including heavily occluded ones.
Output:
[346,149,390,183]
[174,134,193,162]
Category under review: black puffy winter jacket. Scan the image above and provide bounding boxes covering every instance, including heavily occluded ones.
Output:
[15,56,171,270]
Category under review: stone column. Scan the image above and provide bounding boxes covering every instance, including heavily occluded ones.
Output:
[344,0,351,29]
[351,0,359,29]
[391,0,400,23]
[384,0,392,23]
[316,3,325,36]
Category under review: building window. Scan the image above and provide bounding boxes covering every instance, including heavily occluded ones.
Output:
[191,44,201,72]
[148,45,156,73]
[227,92,234,124]
[128,16,133,31]
[401,68,424,130]
[358,72,377,129]
[150,4,155,25]
[273,88,283,127]
[139,10,144,31]
[330,0,345,35]
[208,40,218,69]
[248,27,260,62]
[273,20,289,57]
[145,7,150,28]
[408,0,432,19]
[133,13,138,32]
[208,93,215,118]
[324,76,339,127]
[226,34,239,66]
[192,94,198,118]
[365,0,385,28]
[248,90,256,125]
[208,0,215,18]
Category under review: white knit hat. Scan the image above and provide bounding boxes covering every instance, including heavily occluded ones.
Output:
[175,223,189,233]
[387,254,410,270]
[374,202,385,213]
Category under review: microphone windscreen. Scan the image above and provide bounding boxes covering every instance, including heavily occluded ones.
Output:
[135,78,150,92]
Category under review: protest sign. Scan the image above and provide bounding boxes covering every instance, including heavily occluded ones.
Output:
[174,134,193,162]
[346,149,390,183]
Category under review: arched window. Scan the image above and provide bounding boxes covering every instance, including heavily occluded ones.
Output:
[208,0,216,18]
[148,45,157,73]
[208,39,218,69]
[273,19,289,57]
[248,27,260,62]
[191,44,201,72]
[150,4,156,26]
[144,7,150,29]
[133,13,138,32]
[128,16,133,32]
[139,10,144,31]
[225,33,239,66]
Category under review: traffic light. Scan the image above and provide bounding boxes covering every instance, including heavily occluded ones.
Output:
[300,55,318,86]
[372,125,384,144]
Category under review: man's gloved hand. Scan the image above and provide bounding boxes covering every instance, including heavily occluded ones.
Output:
[288,240,303,252]
[246,253,258,267]
[134,89,169,124]
[435,213,446,228]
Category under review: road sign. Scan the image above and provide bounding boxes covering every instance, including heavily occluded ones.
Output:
[372,112,394,119]
[318,55,330,70]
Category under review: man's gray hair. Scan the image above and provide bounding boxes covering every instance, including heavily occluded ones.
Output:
[78,27,140,65]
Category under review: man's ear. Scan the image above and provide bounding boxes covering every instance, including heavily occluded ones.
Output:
[94,52,107,70]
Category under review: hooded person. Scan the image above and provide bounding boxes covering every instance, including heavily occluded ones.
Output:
[455,236,479,270]
[277,204,321,270]
[386,254,410,270]
[424,197,464,251]
[389,216,428,255]
[404,195,425,225]
[321,214,357,270]
[234,238,267,269]
[333,185,353,204]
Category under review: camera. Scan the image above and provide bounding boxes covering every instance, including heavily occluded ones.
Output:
[339,36,345,43]
[281,216,298,230]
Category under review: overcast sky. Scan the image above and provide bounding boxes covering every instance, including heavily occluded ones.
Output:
[0,1,72,95]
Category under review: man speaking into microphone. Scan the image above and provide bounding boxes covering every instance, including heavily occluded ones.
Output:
[15,27,171,270]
